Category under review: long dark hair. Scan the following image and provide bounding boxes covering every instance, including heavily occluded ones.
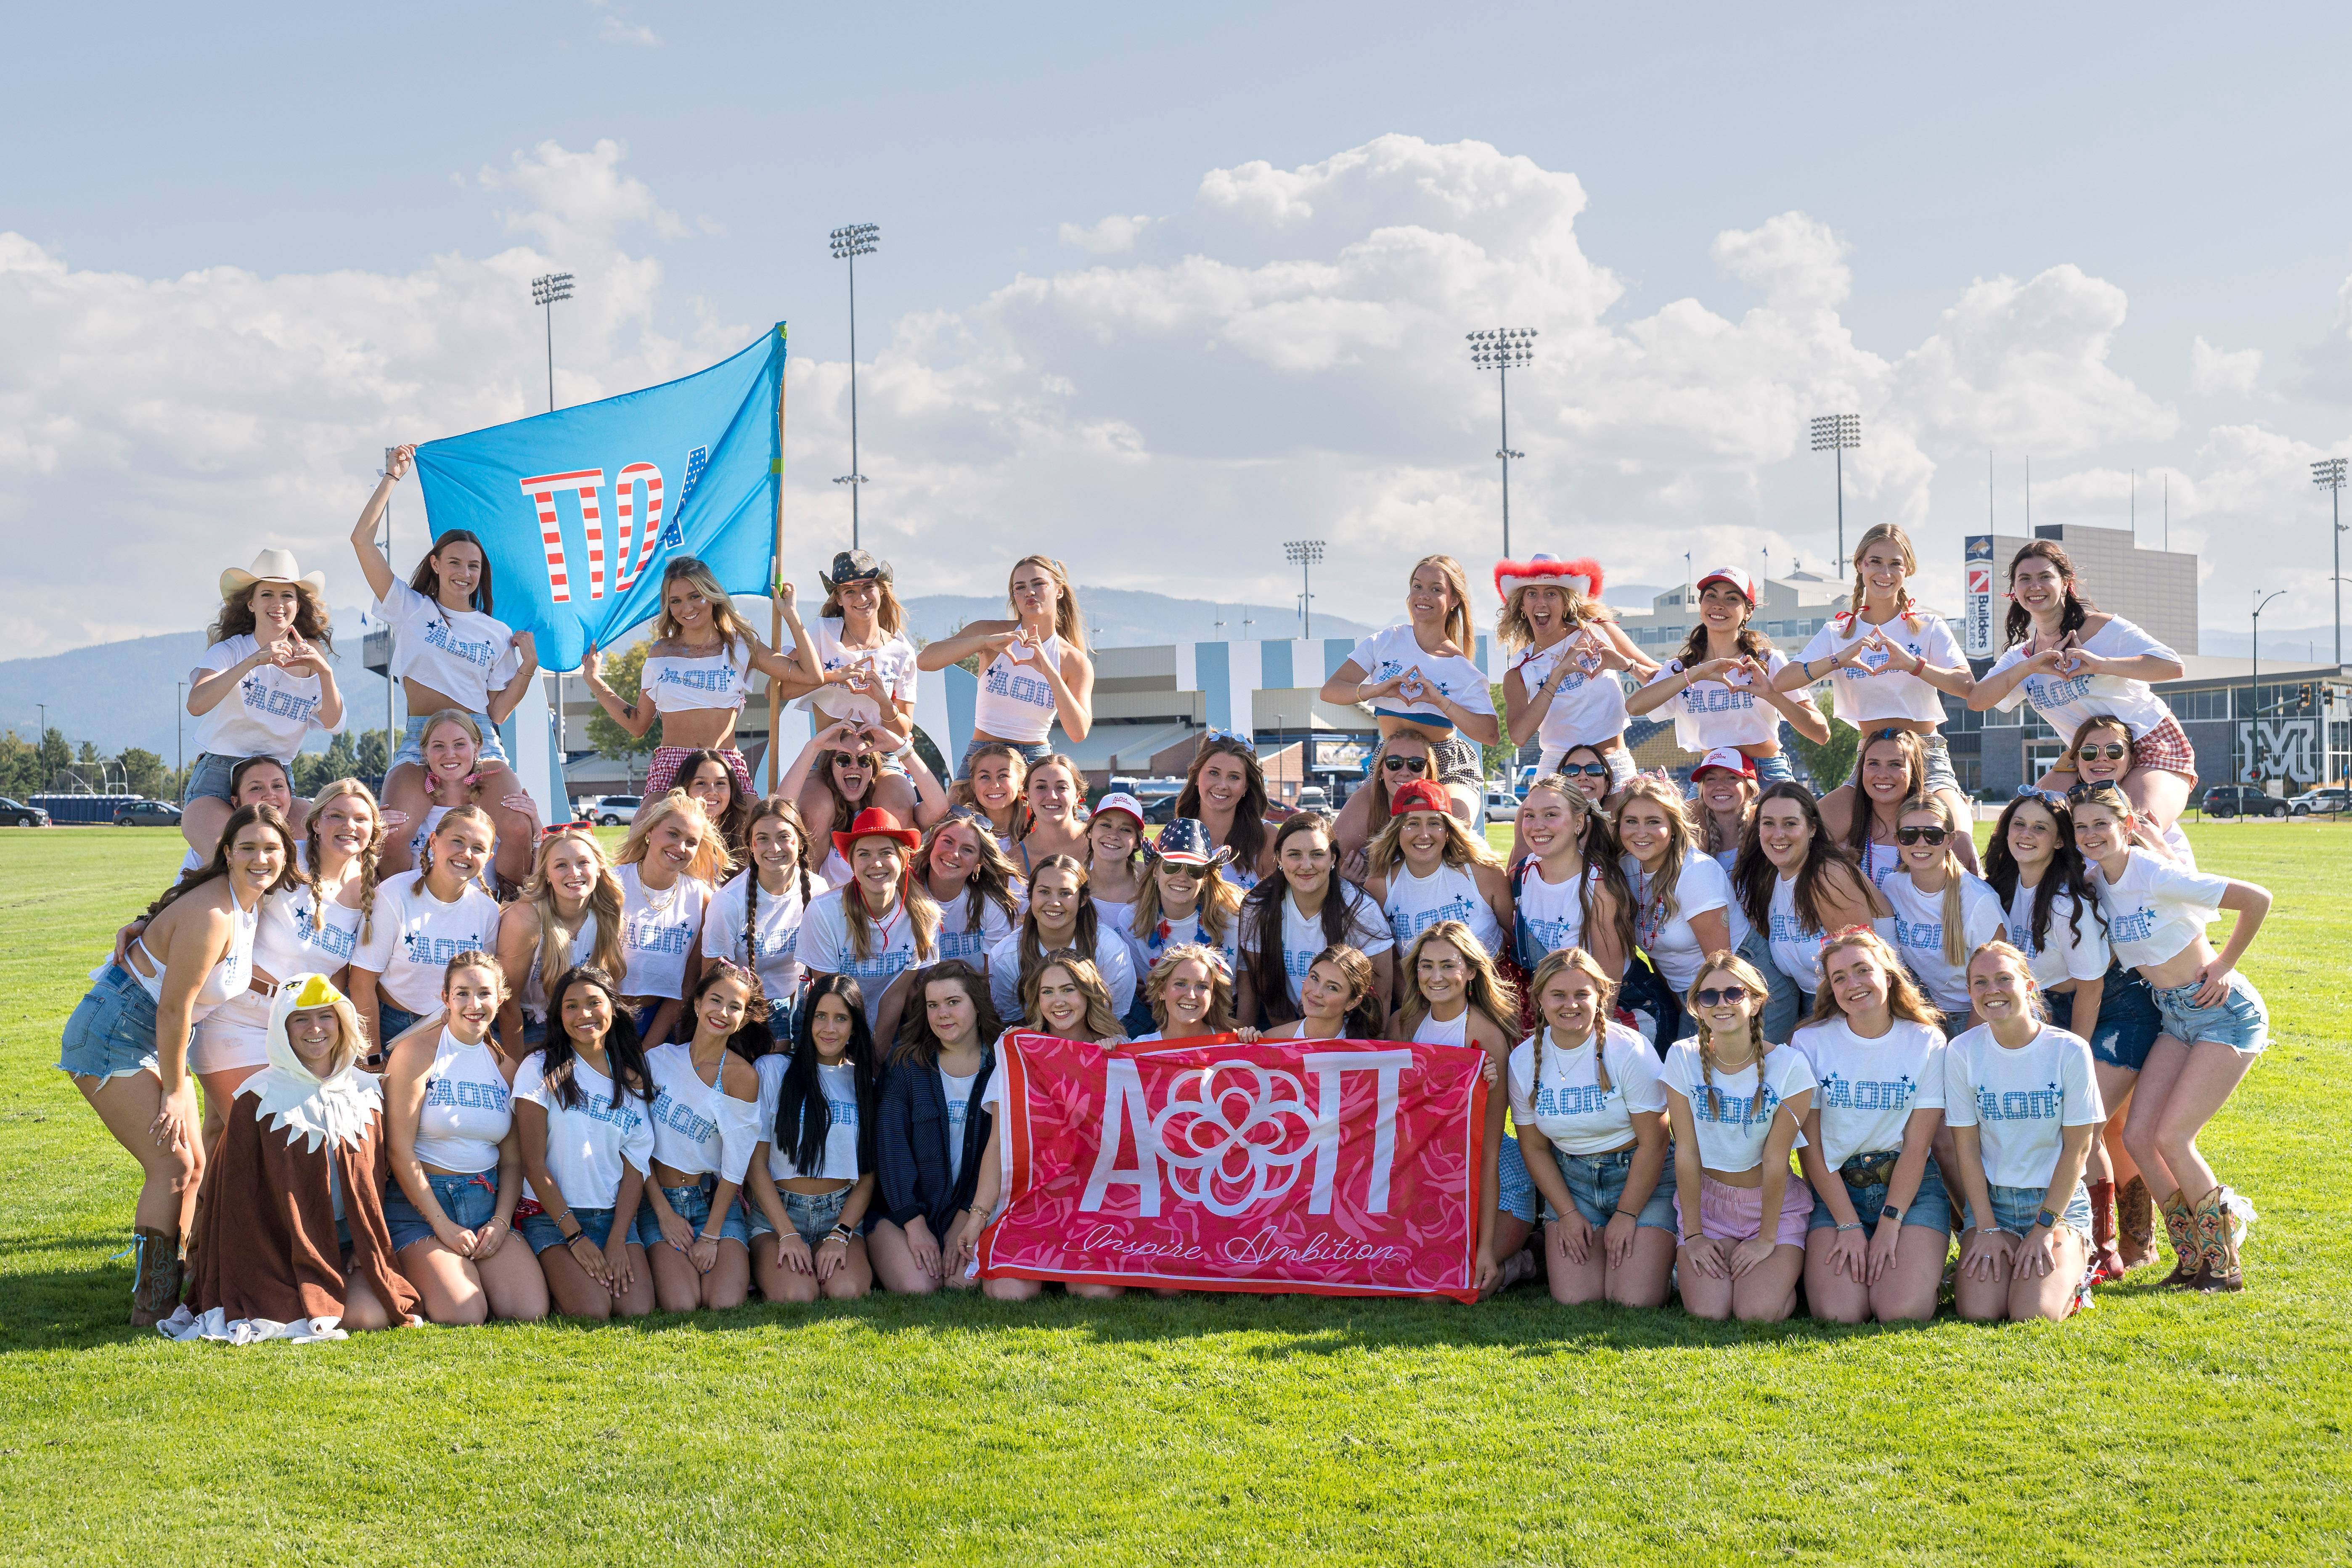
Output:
[2002,539,2093,649]
[892,959,1002,1068]
[1734,781,1883,935]
[673,748,752,861]
[409,527,495,614]
[1014,853,1100,993]
[1518,774,1636,964]
[776,973,879,1175]
[1674,588,1773,669]
[688,959,776,1065]
[539,964,652,1110]
[145,802,304,919]
[1843,728,1928,858]
[1174,735,1272,873]
[1981,793,2104,956]
[1242,814,1354,1026]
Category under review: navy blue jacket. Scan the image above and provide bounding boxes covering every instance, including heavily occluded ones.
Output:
[874,1046,995,1236]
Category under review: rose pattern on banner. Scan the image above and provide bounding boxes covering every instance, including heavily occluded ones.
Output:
[978,1033,1487,1301]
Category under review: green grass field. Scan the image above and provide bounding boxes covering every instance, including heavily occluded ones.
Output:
[3,824,2348,1565]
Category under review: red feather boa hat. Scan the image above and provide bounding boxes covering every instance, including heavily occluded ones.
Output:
[1494,554,1605,601]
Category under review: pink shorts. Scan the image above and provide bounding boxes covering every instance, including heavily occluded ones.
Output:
[644,745,751,799]
[1682,1171,1813,1248]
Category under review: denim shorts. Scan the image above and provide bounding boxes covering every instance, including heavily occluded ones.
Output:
[58,964,161,1081]
[1496,1135,1540,1224]
[392,712,509,770]
[1806,1152,1954,1234]
[383,1171,497,1252]
[1919,733,1961,800]
[752,1183,854,1245]
[633,1177,752,1250]
[2045,963,2162,1072]
[376,1001,429,1053]
[1965,1181,2093,1240]
[1536,1143,1678,1232]
[1751,750,1795,785]
[180,752,245,806]
[522,1205,628,1254]
[956,737,1052,780]
[2153,972,2269,1055]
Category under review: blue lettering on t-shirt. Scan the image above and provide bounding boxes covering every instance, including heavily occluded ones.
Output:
[1816,1070,1917,1115]
[404,930,491,968]
[424,1074,511,1115]
[1389,895,1482,948]
[625,912,694,956]
[573,1095,644,1135]
[1690,1082,1782,1126]
[2022,672,2096,710]
[1522,913,1582,953]
[239,674,323,726]
[1975,1081,2063,1122]
[1892,917,1943,954]
[1678,684,1759,716]
[2108,906,2157,945]
[826,1097,860,1127]
[1768,911,1811,945]
[296,898,358,961]
[651,1086,718,1147]
[419,617,499,670]
[654,665,737,694]
[938,927,989,961]
[981,664,1054,711]
[1534,1081,1619,1119]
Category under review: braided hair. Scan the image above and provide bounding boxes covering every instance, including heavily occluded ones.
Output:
[1686,950,1774,1123]
[1526,947,1620,1097]
[303,778,385,946]
[740,797,817,977]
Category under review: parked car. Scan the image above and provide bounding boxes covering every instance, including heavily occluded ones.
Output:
[1294,786,1330,812]
[1141,793,1184,826]
[113,800,184,828]
[0,796,50,827]
[2288,787,2352,817]
[2201,785,2289,819]
[581,795,643,826]
[1484,786,1519,824]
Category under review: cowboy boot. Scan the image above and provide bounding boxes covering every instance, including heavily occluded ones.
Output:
[2117,1176,2156,1270]
[2158,1190,2203,1289]
[2087,1179,2124,1282]
[2193,1186,2243,1293]
[127,1226,181,1327]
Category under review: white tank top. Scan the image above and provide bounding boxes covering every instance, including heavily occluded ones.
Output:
[411,1028,512,1174]
[645,1041,762,1181]
[1412,1009,1470,1046]
[1383,862,1504,959]
[1858,837,1903,890]
[132,885,261,1020]
[640,639,753,714]
[251,882,367,987]
[521,910,601,1022]
[1766,873,1824,994]
[971,633,1065,744]
[1515,859,1595,959]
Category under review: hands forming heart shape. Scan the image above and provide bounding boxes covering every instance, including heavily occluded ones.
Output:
[1397,665,1430,704]
[1571,640,1604,677]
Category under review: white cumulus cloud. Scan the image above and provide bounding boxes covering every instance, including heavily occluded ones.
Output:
[2190,335,2264,397]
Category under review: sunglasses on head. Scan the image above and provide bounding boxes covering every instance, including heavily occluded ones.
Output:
[1382,756,1430,774]
[1867,728,1910,743]
[2074,742,2129,761]
[1895,826,1950,846]
[1694,984,1750,1007]
[2068,780,2129,806]
[2012,785,2069,809]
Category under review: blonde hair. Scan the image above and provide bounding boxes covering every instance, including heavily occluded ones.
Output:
[290,985,368,1079]
[617,791,736,885]
[1965,938,2044,1018]
[1846,523,1920,621]
[413,803,496,895]
[1022,948,1123,1040]
[1367,796,1502,881]
[1496,580,1609,652]
[1131,849,1243,947]
[653,556,757,655]
[1009,555,1088,651]
[1618,776,1695,927]
[304,778,384,946]
[1412,554,1477,653]
[418,709,489,806]
[1685,949,1775,1122]
[1143,943,1235,1033]
[519,826,629,997]
[1896,794,1972,967]
[1806,927,1940,1028]
[1528,946,1620,1094]
[1395,921,1520,1040]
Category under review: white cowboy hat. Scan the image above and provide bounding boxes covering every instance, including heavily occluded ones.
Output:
[220,548,328,599]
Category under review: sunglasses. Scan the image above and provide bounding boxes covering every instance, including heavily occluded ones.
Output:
[1204,727,1258,754]
[2068,780,2129,805]
[1895,826,1950,846]
[1867,728,1911,743]
[1382,756,1430,774]
[1694,985,1751,1008]
[2073,743,2129,761]
[2012,785,2069,809]
[1560,762,1611,778]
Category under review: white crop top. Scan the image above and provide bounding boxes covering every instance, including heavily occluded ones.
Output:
[644,1041,761,1182]
[514,1050,653,1210]
[2089,849,2229,971]
[410,1028,513,1174]
[1411,1009,1468,1046]
[1764,873,1824,994]
[127,885,261,1020]
[1660,1038,1817,1175]
[1797,610,1965,726]
[1514,859,1597,960]
[757,1054,863,1182]
[1507,1022,1666,1157]
[1645,648,1793,751]
[1986,616,2180,741]
[191,634,345,763]
[372,579,521,709]
[971,633,1066,744]
[2001,879,2111,992]
[1347,623,1494,732]
[1512,630,1628,751]
[797,617,920,726]
[639,638,754,714]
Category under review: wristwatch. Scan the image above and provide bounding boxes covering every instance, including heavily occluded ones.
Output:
[1880,1203,1903,1225]
[2035,1207,2060,1232]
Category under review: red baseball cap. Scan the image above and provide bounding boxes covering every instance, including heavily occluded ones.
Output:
[1695,565,1757,602]
[1390,779,1452,816]
[1690,747,1756,782]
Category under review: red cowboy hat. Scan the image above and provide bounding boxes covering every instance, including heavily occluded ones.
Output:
[832,806,921,861]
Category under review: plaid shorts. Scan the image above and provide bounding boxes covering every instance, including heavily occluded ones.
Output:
[644,745,751,798]
[2130,715,2197,780]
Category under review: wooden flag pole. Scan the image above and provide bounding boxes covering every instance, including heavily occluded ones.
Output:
[768,321,788,795]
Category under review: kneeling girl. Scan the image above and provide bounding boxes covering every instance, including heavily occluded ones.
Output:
[745,973,879,1302]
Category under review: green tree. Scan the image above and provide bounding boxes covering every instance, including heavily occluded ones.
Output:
[295,731,364,795]
[117,748,168,800]
[1480,681,1518,781]
[75,739,100,767]
[356,730,391,782]
[588,642,662,763]
[1786,690,1857,793]
[0,730,39,799]
[39,727,71,780]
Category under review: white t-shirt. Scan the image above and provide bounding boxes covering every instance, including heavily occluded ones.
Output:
[1515,860,1599,960]
[1659,1039,1818,1176]
[640,638,753,715]
[941,1067,980,1184]
[614,863,710,1001]
[1873,869,2007,1012]
[986,924,1137,1024]
[1381,861,1505,959]
[1507,1022,1666,1157]
[1348,624,1495,733]
[797,886,925,1028]
[1943,1022,2105,1190]
[1237,883,1396,1011]
[758,1054,863,1182]
[1511,629,1628,751]
[251,878,367,985]
[934,885,1019,967]
[1624,850,1734,993]
[2088,849,2229,971]
[514,1050,654,1210]
[799,617,921,727]
[702,870,807,1005]
[1986,617,2179,741]
[1791,1017,1948,1169]
[372,578,521,710]
[970,633,1066,744]
[1798,611,1966,726]
[352,873,503,1014]
[2001,879,2111,992]
[191,635,344,763]
[1764,873,1824,996]
[1123,907,1242,986]
[645,1042,760,1182]
[1645,648,1793,751]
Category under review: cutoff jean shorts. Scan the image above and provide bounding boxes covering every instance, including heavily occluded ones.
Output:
[383,1170,497,1252]
[2045,963,2164,1072]
[180,752,251,806]
[522,1205,628,1254]
[393,712,509,770]
[751,1183,856,1246]
[956,737,1053,781]
[1964,1181,2093,1241]
[634,1176,752,1250]
[1536,1144,1678,1232]
[1805,1152,1954,1234]
[57,964,161,1080]
[2152,972,2269,1055]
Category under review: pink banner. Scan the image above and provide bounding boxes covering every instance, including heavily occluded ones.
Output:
[977,1033,1489,1302]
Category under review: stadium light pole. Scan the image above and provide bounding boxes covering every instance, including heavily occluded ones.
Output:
[1811,413,1861,567]
[1467,329,1536,558]
[2316,458,2348,668]
[830,223,880,548]
[1284,540,1326,639]
[530,273,575,413]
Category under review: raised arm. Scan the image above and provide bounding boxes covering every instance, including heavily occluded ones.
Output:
[577,644,658,739]
[916,620,1019,673]
[349,444,415,604]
